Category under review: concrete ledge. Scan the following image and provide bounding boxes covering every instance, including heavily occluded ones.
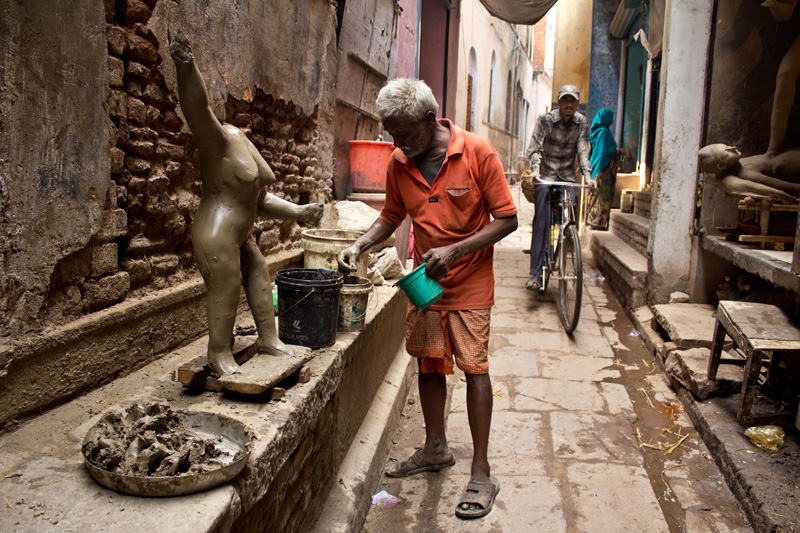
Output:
[0,249,304,431]
[310,344,414,533]
[701,235,800,294]
[0,283,408,533]
[632,191,651,219]
[609,211,650,257]
[589,230,647,310]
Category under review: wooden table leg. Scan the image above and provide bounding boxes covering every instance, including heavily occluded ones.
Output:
[738,350,764,425]
[707,317,727,380]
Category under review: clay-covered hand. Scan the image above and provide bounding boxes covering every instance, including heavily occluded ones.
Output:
[421,245,459,281]
[338,244,361,272]
[299,203,324,226]
[169,30,193,63]
[587,178,598,189]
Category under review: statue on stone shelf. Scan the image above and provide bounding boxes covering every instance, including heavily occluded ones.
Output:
[698,1,800,203]
[169,31,323,377]
[698,144,800,203]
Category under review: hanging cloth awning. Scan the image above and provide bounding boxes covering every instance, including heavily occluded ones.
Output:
[478,0,559,25]
[609,0,642,39]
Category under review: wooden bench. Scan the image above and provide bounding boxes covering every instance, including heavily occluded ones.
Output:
[707,300,800,425]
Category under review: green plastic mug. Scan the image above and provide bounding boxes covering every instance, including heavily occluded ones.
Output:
[394,263,443,310]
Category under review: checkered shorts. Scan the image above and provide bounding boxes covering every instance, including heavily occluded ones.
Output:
[404,305,491,375]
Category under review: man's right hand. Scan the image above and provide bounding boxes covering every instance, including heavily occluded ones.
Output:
[338,244,361,272]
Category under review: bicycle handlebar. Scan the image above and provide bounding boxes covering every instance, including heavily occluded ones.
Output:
[532,175,593,188]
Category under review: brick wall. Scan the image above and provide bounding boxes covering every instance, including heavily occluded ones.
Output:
[40,0,332,330]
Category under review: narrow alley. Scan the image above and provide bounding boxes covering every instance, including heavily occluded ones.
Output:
[363,184,751,532]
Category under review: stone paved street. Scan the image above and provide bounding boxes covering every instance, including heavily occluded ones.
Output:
[363,185,752,532]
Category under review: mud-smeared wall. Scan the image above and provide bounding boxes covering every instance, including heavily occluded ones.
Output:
[0,0,110,341]
[705,0,800,154]
[0,0,337,344]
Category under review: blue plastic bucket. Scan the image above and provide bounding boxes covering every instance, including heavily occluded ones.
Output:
[394,263,443,310]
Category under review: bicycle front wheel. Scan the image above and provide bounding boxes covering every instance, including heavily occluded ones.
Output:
[558,224,583,333]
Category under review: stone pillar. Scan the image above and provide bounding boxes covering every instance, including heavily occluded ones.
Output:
[647,0,714,305]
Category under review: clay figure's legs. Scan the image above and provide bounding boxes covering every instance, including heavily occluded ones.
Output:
[259,193,324,225]
[241,236,292,356]
[193,227,243,377]
[768,35,800,156]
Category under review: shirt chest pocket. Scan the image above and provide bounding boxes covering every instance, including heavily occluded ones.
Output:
[442,179,484,231]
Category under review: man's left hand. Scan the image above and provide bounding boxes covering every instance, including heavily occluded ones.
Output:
[421,245,460,280]
[587,178,598,189]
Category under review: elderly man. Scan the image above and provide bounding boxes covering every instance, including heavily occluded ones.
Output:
[525,84,593,290]
[338,78,517,519]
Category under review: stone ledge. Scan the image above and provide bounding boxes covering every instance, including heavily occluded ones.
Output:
[0,249,304,431]
[0,282,408,532]
[701,235,800,294]
[609,211,650,257]
[589,230,647,310]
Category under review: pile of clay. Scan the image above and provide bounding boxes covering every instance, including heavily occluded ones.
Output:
[82,402,245,478]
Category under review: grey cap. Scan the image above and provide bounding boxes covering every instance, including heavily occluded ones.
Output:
[557,84,580,101]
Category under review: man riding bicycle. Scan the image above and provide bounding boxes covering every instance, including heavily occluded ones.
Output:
[525,84,594,290]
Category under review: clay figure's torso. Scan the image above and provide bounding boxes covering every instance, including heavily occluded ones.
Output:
[193,125,276,245]
[741,148,800,184]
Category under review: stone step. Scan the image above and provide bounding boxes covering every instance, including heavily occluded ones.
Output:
[609,211,650,257]
[588,229,648,310]
[632,190,651,219]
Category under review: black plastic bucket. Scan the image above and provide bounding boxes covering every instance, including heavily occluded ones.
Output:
[276,268,343,349]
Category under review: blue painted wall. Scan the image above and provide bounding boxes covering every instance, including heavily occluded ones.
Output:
[588,0,622,126]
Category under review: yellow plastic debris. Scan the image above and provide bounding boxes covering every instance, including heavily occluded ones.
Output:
[744,425,785,451]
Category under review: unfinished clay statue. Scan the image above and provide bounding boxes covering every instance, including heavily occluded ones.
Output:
[698,144,800,203]
[170,31,323,377]
[763,0,799,158]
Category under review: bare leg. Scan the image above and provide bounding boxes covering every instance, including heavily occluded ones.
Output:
[417,369,453,461]
[768,35,800,157]
[258,193,323,225]
[465,372,493,483]
[240,236,292,356]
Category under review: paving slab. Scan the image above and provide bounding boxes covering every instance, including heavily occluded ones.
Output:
[361,185,751,533]
[651,303,718,349]
[665,347,742,401]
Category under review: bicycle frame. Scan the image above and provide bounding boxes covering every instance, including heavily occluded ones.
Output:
[533,176,591,333]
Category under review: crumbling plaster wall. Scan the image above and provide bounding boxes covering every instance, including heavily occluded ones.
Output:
[0,0,110,342]
[0,0,338,344]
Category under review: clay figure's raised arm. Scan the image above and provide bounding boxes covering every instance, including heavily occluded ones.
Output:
[762,0,798,22]
[169,31,225,154]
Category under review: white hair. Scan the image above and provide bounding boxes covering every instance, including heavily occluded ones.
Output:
[376,78,439,122]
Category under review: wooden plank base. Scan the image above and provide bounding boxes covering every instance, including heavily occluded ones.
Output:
[177,340,314,398]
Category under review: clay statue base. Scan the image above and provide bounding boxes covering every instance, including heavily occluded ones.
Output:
[177,338,314,398]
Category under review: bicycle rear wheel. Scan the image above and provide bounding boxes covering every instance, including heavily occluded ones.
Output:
[558,224,583,333]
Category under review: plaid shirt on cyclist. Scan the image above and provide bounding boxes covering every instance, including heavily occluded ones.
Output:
[527,108,592,182]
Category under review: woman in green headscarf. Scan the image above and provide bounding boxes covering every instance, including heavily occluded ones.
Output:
[586,108,620,230]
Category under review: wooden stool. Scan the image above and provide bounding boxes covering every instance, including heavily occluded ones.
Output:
[707,300,800,425]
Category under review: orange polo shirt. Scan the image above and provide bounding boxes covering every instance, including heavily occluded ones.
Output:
[379,119,517,310]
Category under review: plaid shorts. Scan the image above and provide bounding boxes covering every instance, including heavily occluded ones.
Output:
[404,305,491,375]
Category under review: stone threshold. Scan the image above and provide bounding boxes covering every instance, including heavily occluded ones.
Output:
[0,282,410,532]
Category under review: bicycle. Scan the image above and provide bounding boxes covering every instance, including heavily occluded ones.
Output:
[532,175,592,333]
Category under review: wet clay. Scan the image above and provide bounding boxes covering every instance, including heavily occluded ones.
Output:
[82,403,244,477]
